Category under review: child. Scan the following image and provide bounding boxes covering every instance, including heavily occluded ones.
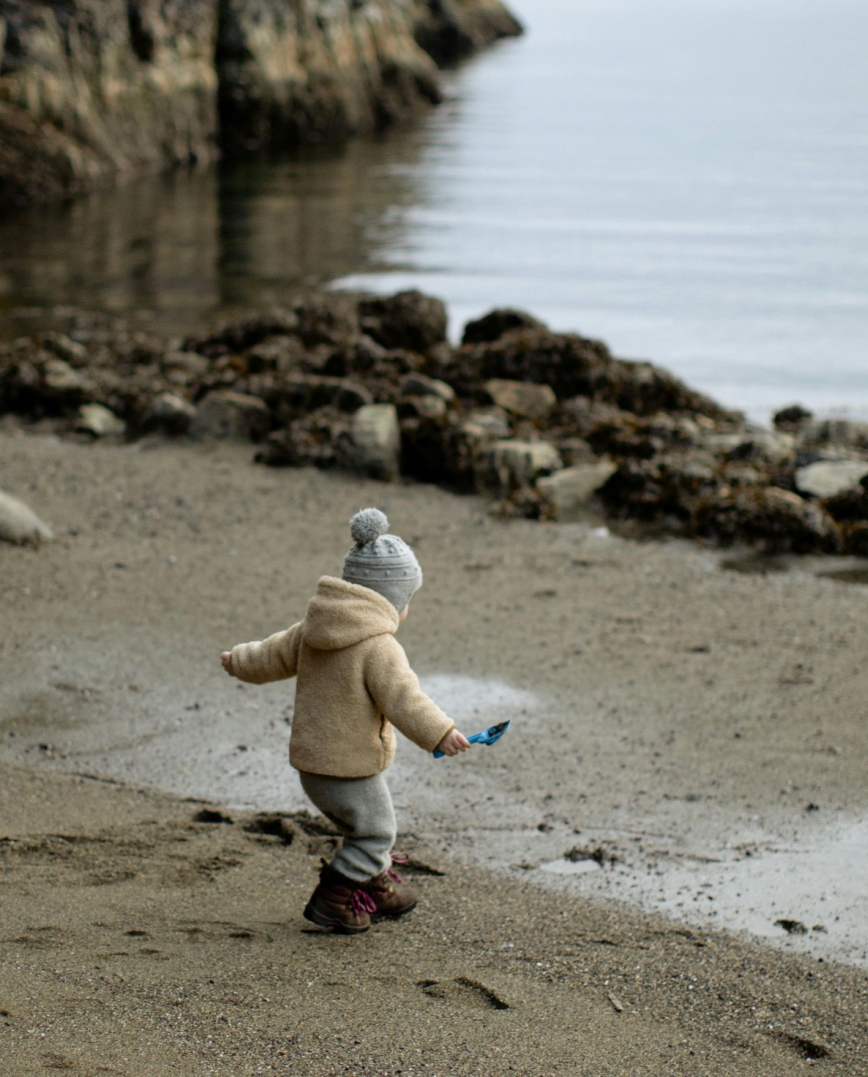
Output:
[220,507,469,933]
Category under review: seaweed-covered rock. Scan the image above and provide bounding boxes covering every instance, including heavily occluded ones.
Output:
[359,291,448,355]
[461,308,547,346]
[256,408,351,469]
[842,521,868,557]
[295,298,360,349]
[819,476,868,523]
[773,403,813,432]
[400,412,506,491]
[599,453,720,523]
[439,328,732,419]
[186,312,299,358]
[692,487,841,554]
[189,390,270,441]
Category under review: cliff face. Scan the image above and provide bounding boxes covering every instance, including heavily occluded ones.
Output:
[0,0,219,206]
[0,0,522,209]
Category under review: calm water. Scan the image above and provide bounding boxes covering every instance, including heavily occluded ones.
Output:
[0,0,866,420]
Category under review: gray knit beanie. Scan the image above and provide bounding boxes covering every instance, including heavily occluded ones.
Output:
[342,508,422,613]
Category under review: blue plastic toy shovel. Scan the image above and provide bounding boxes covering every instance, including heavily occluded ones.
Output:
[433,720,511,759]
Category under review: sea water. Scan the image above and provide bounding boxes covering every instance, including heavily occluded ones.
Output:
[0,0,865,421]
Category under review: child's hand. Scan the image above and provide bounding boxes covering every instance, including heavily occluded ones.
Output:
[220,651,234,676]
[435,729,471,757]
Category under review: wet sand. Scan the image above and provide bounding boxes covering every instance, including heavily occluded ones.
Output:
[2,428,868,1074]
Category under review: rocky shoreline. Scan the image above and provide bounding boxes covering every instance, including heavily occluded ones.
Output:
[3,288,868,556]
[0,0,521,210]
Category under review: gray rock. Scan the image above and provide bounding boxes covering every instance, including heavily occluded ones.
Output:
[347,404,401,481]
[189,391,270,441]
[76,403,125,438]
[401,374,456,403]
[795,460,868,499]
[725,428,796,465]
[44,333,88,364]
[464,408,511,440]
[484,378,557,421]
[556,437,596,466]
[43,358,86,395]
[402,395,448,420]
[160,351,210,383]
[488,440,562,491]
[537,461,618,515]
[0,490,54,547]
[149,392,197,435]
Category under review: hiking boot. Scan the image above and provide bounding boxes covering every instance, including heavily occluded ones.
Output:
[360,859,417,920]
[303,861,377,934]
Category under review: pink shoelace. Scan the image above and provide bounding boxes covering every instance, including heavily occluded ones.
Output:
[389,850,410,883]
[349,889,377,916]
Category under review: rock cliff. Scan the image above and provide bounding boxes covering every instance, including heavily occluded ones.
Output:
[0,0,522,209]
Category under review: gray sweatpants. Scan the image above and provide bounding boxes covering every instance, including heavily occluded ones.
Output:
[299,771,397,883]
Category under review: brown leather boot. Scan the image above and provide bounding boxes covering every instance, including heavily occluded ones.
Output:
[303,861,377,934]
[360,860,417,920]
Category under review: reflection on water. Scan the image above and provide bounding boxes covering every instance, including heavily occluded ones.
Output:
[0,135,433,341]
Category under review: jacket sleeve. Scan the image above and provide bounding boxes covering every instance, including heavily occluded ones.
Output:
[365,636,455,752]
[229,623,302,684]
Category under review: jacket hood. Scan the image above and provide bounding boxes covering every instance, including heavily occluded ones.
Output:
[303,576,399,651]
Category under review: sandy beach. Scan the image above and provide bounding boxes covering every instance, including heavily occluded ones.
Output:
[2,427,868,1075]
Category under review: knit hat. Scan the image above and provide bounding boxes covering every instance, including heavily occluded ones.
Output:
[342,508,422,613]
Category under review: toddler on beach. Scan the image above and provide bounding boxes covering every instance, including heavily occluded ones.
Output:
[220,508,469,933]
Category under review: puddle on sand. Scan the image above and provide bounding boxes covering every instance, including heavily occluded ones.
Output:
[648,816,868,965]
[527,816,868,968]
[539,858,602,877]
[417,674,537,730]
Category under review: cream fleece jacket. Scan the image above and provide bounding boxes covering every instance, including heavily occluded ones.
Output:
[228,576,454,778]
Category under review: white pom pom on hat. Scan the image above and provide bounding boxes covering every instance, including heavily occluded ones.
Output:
[342,508,422,613]
[349,507,389,547]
